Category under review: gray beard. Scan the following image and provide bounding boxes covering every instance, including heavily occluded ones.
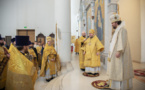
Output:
[0,43,4,46]
[90,36,93,39]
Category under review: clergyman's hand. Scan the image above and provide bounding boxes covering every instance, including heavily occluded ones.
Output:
[116,52,121,58]
[83,39,87,42]
[6,54,10,58]
[83,52,86,55]
[96,52,100,56]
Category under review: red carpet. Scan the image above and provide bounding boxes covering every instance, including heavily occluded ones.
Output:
[134,69,145,83]
[134,69,145,77]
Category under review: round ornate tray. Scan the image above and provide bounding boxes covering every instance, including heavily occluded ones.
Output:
[91,80,110,89]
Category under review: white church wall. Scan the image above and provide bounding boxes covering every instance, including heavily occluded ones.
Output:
[0,0,55,40]
[71,0,80,38]
[118,0,141,62]
[140,0,145,63]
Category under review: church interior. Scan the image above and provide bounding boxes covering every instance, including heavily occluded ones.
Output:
[0,0,145,90]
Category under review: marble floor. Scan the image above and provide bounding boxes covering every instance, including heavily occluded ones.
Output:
[35,53,145,90]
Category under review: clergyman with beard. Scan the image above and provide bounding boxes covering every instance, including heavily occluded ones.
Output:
[107,13,134,90]
[0,35,10,90]
[28,41,39,71]
[78,31,86,71]
[83,29,104,76]
[6,36,37,90]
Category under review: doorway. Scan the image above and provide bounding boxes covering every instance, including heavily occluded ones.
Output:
[17,29,35,42]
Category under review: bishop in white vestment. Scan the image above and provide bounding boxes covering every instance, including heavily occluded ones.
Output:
[107,13,134,90]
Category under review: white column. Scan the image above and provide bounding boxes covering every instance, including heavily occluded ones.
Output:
[91,0,95,30]
[84,11,87,33]
[82,0,87,34]
[79,1,83,35]
[55,0,71,64]
[79,6,83,36]
[102,0,110,70]
[104,0,111,54]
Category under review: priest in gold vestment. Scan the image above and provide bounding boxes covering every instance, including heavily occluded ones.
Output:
[107,13,134,90]
[29,41,39,71]
[83,29,104,76]
[36,42,42,68]
[74,37,79,55]
[40,36,60,82]
[79,31,86,71]
[0,36,10,90]
[6,36,37,90]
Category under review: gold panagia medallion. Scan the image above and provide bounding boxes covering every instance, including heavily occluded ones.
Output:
[108,58,111,62]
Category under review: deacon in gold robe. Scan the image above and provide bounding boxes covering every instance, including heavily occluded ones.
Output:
[6,36,37,90]
[40,36,60,82]
[29,41,39,71]
[83,29,104,76]
[107,13,134,90]
[0,36,10,90]
[79,31,86,71]
[36,42,42,68]
[74,37,79,55]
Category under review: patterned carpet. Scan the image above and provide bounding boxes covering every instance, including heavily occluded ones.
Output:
[91,80,110,89]
[134,69,145,83]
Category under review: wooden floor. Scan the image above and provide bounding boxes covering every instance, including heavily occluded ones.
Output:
[34,53,145,90]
